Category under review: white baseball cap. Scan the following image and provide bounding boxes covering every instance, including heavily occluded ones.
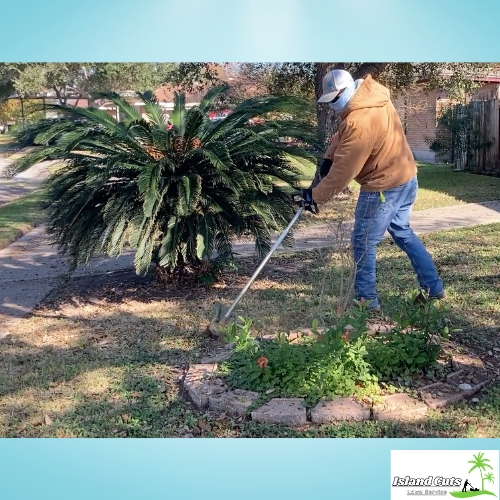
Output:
[317,69,355,103]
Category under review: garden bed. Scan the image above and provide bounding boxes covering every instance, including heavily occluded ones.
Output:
[181,300,492,425]
[0,223,499,438]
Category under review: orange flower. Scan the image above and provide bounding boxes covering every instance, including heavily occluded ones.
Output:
[257,356,268,369]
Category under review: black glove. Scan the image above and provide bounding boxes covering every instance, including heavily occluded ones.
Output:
[301,188,319,215]
[309,172,321,189]
[309,159,333,189]
[319,158,333,179]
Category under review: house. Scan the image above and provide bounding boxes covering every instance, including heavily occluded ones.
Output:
[393,73,500,163]
[96,88,231,123]
[95,64,236,122]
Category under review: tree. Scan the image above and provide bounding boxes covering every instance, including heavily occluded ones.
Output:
[217,63,275,108]
[261,62,489,139]
[468,452,493,491]
[484,472,494,487]
[0,63,176,104]
[244,62,490,181]
[11,87,320,279]
[0,64,25,100]
[254,63,390,183]
[166,63,226,93]
[0,98,44,126]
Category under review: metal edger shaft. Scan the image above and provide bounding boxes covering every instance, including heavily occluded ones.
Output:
[220,206,304,321]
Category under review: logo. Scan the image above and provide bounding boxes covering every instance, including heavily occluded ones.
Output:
[391,450,499,499]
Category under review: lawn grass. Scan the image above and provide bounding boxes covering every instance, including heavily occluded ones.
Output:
[0,190,46,249]
[0,223,499,438]
[290,161,500,227]
[415,163,500,209]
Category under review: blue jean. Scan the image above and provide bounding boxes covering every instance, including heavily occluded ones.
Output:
[352,175,444,308]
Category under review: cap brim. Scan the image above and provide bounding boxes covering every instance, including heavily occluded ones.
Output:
[317,90,340,103]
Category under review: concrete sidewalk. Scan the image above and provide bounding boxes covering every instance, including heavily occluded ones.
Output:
[0,157,54,206]
[1,200,500,338]
[232,200,500,255]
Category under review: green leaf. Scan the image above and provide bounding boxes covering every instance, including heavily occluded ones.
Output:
[137,162,163,217]
[198,85,229,112]
[196,217,214,260]
[171,91,186,134]
[196,233,206,260]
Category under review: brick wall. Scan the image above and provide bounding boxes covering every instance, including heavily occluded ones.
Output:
[394,83,500,163]
[393,89,449,162]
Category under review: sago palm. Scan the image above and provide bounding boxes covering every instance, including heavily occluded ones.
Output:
[12,86,319,278]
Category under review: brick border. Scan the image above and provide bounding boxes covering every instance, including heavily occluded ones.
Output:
[182,364,440,425]
[182,344,492,425]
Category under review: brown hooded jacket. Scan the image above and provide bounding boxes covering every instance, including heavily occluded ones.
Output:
[311,75,417,205]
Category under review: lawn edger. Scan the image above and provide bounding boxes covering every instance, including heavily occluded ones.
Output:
[208,190,317,338]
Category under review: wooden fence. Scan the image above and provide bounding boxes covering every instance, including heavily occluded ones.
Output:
[452,98,500,174]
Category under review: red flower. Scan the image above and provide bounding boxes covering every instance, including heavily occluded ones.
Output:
[257,356,268,369]
[342,331,350,342]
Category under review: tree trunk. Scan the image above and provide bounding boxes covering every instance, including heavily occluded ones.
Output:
[315,63,389,148]
[312,63,343,185]
[352,63,388,80]
[314,63,344,146]
[53,86,65,105]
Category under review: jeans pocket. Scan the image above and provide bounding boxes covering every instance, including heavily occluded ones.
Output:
[356,194,378,220]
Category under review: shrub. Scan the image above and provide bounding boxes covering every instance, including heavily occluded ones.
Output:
[221,312,377,406]
[365,291,453,380]
[221,292,454,404]
[11,87,320,279]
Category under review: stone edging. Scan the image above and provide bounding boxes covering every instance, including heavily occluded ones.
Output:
[182,360,490,425]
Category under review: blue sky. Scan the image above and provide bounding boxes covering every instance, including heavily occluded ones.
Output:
[1,0,500,61]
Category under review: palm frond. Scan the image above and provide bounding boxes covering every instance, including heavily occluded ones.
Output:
[198,84,229,112]
[91,91,142,123]
[171,91,186,134]
[10,84,319,277]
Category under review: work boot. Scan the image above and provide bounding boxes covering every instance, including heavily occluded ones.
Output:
[366,306,382,317]
[413,289,446,305]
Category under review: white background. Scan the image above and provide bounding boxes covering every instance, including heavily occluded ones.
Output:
[391,450,499,500]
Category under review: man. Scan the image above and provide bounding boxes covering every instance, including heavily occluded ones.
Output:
[462,479,471,493]
[302,69,445,312]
